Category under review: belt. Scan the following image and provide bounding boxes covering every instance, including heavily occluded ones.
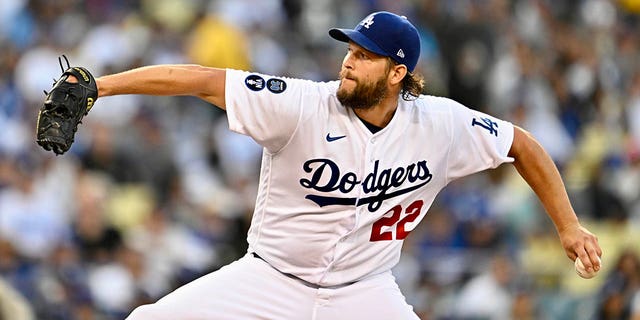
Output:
[251,252,356,289]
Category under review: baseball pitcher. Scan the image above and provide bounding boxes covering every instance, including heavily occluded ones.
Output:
[37,11,602,320]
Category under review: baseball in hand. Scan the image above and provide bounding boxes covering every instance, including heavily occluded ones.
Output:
[574,256,601,279]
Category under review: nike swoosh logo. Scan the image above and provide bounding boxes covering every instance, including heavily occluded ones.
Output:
[326,133,346,142]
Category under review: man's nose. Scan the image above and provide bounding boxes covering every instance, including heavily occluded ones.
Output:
[342,54,355,70]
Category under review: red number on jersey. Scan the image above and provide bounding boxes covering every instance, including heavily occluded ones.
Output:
[396,200,424,239]
[369,205,402,241]
[370,200,425,241]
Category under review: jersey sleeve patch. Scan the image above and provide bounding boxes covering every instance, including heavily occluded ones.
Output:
[244,74,288,94]
[267,78,287,94]
[245,74,265,91]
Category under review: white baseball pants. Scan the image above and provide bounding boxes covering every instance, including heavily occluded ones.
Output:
[125,253,419,320]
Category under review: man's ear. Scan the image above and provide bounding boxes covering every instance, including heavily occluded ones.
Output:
[389,64,407,86]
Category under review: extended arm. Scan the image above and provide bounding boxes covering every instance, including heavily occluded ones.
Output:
[509,126,602,273]
[96,64,227,109]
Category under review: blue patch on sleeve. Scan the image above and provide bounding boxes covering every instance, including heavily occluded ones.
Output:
[245,75,265,91]
[267,78,287,94]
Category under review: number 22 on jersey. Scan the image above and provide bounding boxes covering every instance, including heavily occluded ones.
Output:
[370,200,424,241]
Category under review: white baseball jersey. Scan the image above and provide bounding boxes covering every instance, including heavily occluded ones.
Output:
[224,69,514,287]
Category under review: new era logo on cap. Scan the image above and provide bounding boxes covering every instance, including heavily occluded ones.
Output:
[329,11,420,72]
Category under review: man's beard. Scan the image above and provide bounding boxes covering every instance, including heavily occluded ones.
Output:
[337,71,389,110]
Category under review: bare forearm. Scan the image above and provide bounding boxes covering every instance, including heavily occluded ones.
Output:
[510,126,602,271]
[96,64,226,107]
[509,127,578,232]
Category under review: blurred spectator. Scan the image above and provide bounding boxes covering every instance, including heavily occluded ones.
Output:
[125,206,216,298]
[453,253,516,320]
[86,246,140,318]
[0,156,71,260]
[596,249,640,320]
[80,122,138,185]
[435,0,495,111]
[185,13,251,71]
[511,290,538,320]
[118,108,179,203]
[72,171,123,264]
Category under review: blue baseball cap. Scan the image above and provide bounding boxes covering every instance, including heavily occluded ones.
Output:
[329,11,420,72]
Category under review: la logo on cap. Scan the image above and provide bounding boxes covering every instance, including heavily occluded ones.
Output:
[361,15,375,29]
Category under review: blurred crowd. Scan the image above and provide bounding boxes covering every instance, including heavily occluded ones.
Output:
[1,0,640,319]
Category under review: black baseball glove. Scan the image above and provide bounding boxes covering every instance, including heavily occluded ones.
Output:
[36,56,98,155]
